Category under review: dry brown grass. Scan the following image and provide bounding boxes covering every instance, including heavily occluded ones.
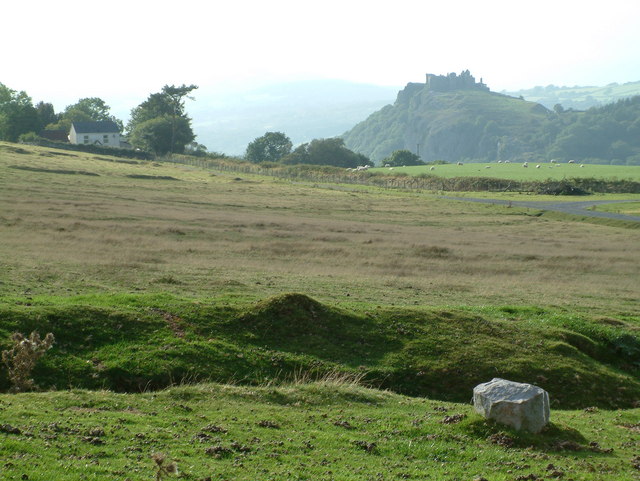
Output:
[1,142,639,315]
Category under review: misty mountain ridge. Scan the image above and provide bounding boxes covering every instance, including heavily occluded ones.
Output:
[189,79,399,155]
[503,81,640,110]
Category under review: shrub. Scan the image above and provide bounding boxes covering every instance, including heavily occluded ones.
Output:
[151,453,178,480]
[2,331,55,393]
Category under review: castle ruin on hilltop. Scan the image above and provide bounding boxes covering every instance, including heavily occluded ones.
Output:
[425,70,489,92]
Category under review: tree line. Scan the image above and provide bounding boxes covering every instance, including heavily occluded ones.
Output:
[1,81,373,167]
[0,82,200,156]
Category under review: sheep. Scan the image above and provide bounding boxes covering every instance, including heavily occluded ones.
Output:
[497,160,503,163]
[568,159,575,164]
[457,162,463,166]
[384,164,390,167]
[389,167,394,170]
[522,162,528,168]
[580,164,584,168]
[429,166,435,171]
[536,164,541,168]
[485,166,491,169]
[550,159,557,164]
[504,160,511,163]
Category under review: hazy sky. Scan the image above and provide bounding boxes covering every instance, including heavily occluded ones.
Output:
[3,0,640,120]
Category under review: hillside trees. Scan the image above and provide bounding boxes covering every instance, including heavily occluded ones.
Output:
[383,149,424,166]
[47,97,123,132]
[245,131,292,163]
[0,83,40,142]
[128,116,193,156]
[128,84,197,155]
[281,138,372,167]
[35,102,59,130]
[549,96,640,164]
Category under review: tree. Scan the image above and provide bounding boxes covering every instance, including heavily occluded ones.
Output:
[245,131,292,163]
[128,84,197,156]
[128,116,194,155]
[127,93,174,131]
[382,149,425,166]
[161,84,198,155]
[0,83,40,141]
[35,101,59,130]
[281,138,372,168]
[48,97,123,132]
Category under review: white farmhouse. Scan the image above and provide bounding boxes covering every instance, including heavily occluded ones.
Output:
[69,121,121,147]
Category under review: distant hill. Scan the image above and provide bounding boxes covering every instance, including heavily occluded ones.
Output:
[189,80,399,155]
[504,81,640,110]
[342,72,555,163]
[342,72,640,165]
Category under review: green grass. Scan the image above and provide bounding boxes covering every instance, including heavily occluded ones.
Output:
[1,142,639,480]
[0,382,638,481]
[1,293,638,409]
[371,162,640,182]
[590,201,640,215]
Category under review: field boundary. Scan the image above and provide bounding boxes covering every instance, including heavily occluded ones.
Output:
[165,156,640,194]
[442,196,640,222]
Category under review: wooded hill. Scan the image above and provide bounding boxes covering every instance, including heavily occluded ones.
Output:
[505,80,640,110]
[342,72,640,166]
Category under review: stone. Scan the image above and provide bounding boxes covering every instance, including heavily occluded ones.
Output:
[473,378,550,433]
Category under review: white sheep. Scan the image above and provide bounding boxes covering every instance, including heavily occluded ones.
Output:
[568,159,575,164]
[485,165,491,169]
[580,164,584,168]
[429,166,435,171]
[536,164,541,168]
[522,162,528,168]
[457,162,463,166]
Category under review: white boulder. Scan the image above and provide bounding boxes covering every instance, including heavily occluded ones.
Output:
[473,378,550,433]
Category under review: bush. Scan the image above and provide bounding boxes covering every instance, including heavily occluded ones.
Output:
[2,331,55,393]
[382,149,425,167]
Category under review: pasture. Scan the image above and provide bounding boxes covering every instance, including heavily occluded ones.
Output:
[1,142,639,313]
[1,142,639,481]
[372,161,640,182]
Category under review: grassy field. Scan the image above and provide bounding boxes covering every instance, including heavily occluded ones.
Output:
[590,202,640,216]
[1,382,638,481]
[2,142,639,312]
[1,142,639,480]
[371,162,640,182]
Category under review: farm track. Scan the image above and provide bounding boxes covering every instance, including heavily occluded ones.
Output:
[442,197,640,222]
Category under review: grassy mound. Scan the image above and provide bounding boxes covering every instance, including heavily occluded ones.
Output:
[1,294,638,408]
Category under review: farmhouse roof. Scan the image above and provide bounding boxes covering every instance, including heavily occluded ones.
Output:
[71,121,120,134]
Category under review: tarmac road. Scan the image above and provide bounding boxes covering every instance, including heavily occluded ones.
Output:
[441,197,640,222]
